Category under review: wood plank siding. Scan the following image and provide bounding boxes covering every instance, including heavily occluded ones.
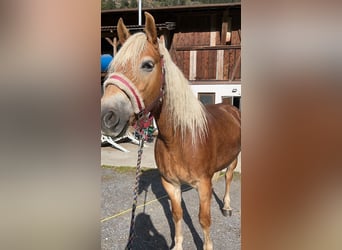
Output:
[167,8,241,82]
[101,3,241,83]
[170,30,241,81]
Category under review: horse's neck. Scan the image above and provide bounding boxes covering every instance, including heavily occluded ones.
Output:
[153,100,177,145]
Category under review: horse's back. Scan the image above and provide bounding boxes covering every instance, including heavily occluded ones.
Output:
[205,103,241,129]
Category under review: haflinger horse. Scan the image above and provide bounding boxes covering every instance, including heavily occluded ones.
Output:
[101,12,241,250]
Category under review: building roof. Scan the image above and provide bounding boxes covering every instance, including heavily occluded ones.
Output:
[102,2,241,15]
[102,2,241,35]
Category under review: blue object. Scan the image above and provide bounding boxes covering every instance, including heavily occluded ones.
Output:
[101,54,113,72]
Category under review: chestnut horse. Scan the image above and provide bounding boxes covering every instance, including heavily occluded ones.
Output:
[101,12,241,250]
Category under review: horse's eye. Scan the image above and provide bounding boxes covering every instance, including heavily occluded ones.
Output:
[141,60,154,72]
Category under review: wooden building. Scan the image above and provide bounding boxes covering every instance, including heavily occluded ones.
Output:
[101,3,241,108]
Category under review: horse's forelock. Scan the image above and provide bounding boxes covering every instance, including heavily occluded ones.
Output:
[108,33,148,74]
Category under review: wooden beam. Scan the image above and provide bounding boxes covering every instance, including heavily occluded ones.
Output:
[216,50,224,80]
[105,37,114,47]
[175,45,241,51]
[210,14,217,46]
[229,29,241,81]
[113,37,117,56]
[229,52,241,82]
[221,10,231,45]
[105,37,118,57]
[189,50,197,80]
[189,80,241,85]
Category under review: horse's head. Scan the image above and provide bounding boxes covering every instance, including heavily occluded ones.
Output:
[101,12,164,138]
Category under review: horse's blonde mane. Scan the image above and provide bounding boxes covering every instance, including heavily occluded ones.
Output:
[108,32,208,143]
[159,39,208,143]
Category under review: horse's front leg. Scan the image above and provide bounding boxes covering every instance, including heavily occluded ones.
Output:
[223,157,238,216]
[161,177,183,250]
[198,178,213,250]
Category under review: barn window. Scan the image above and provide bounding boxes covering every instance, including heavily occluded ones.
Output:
[222,96,241,110]
[198,93,215,105]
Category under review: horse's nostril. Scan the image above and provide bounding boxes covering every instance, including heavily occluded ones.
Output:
[103,111,119,129]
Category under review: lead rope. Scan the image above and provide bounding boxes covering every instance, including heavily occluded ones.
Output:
[125,57,164,249]
[125,133,145,250]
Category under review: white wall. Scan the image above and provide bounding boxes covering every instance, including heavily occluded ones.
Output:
[190,84,241,104]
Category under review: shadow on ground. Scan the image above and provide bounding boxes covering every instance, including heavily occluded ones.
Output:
[129,169,209,249]
[101,166,240,250]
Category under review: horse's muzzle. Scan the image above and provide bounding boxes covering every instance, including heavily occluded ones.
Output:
[101,106,129,138]
[101,85,135,138]
[102,109,119,131]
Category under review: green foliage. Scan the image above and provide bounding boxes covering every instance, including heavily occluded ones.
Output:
[101,0,240,10]
[130,0,138,8]
[120,0,129,8]
[101,0,116,10]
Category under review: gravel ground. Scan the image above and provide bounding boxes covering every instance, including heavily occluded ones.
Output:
[101,166,241,250]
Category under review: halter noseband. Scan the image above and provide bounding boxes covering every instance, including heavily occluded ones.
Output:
[103,57,165,130]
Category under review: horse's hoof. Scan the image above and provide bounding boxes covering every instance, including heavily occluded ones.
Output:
[222,208,232,217]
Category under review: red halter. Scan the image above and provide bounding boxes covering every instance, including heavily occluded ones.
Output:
[103,57,165,130]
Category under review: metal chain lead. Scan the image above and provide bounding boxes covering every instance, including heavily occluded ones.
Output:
[126,136,145,250]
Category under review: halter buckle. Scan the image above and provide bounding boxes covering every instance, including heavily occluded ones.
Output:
[135,110,153,131]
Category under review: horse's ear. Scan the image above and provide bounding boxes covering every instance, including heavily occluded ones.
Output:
[117,18,130,45]
[159,35,166,47]
[144,12,158,46]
